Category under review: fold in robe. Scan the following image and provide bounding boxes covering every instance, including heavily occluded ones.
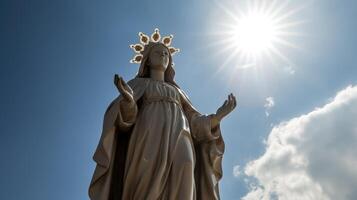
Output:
[89,78,225,200]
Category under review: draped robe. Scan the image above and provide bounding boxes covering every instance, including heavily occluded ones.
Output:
[89,78,225,200]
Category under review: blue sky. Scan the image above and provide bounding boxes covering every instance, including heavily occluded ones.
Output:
[1,0,357,199]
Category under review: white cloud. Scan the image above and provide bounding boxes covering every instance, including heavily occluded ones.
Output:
[242,85,357,200]
[233,165,242,177]
[264,97,275,116]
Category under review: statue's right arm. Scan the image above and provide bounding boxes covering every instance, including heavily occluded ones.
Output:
[112,75,150,132]
[113,75,138,132]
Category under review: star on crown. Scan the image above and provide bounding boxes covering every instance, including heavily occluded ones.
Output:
[129,28,180,63]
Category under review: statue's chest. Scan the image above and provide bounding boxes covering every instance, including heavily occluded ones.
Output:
[144,81,179,100]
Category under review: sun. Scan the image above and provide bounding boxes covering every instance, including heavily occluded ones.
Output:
[208,0,304,70]
[233,11,278,55]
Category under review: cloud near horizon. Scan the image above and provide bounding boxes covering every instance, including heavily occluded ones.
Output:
[240,85,357,200]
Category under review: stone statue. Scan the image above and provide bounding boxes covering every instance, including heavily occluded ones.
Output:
[89,28,237,200]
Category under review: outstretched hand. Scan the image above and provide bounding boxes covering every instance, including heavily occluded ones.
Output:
[114,74,135,105]
[215,93,237,122]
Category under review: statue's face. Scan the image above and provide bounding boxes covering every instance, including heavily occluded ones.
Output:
[148,44,170,71]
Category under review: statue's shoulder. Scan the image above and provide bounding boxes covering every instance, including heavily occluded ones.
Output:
[127,77,150,101]
[173,86,189,99]
[171,85,194,106]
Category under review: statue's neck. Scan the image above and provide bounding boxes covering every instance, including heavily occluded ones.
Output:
[150,69,165,81]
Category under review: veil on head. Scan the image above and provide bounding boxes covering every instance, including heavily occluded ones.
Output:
[136,42,180,88]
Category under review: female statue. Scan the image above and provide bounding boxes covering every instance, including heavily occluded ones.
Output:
[89,29,237,200]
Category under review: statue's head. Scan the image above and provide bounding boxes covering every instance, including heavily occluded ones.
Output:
[146,42,170,71]
[129,29,180,87]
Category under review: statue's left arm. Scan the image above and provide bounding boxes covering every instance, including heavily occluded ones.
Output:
[178,88,236,200]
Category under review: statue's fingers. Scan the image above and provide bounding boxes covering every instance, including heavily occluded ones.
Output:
[228,94,234,107]
[227,94,232,104]
[116,76,126,91]
[120,78,127,90]
[114,74,120,87]
[119,79,134,101]
[222,100,228,107]
[232,95,237,108]
[230,93,235,104]
[120,77,129,88]
[120,77,128,86]
[121,79,133,94]
[126,86,134,95]
[230,96,236,110]
[224,97,230,107]
[229,100,234,110]
[117,78,127,95]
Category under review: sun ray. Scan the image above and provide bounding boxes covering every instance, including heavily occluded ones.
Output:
[275,30,306,37]
[214,45,245,74]
[214,0,242,23]
[274,4,308,24]
[274,20,307,30]
[270,0,290,19]
[269,44,291,64]
[272,38,300,50]
[265,0,279,15]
